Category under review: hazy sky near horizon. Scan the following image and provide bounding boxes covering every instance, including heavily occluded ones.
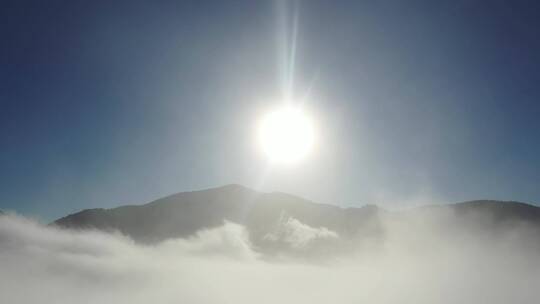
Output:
[2,0,540,220]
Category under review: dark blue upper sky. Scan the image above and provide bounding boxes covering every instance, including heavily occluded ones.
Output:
[2,0,540,220]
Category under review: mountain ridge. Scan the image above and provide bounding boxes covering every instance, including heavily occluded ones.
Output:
[53,184,540,247]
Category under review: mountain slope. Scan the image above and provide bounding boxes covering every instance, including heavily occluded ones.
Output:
[54,184,382,244]
[54,185,540,248]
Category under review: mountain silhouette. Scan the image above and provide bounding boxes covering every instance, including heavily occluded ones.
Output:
[54,185,381,244]
[54,185,540,249]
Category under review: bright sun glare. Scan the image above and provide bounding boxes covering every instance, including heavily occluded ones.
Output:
[258,106,316,164]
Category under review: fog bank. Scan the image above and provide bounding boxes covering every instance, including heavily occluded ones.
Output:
[1,212,540,303]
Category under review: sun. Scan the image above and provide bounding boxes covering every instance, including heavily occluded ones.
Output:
[257,106,316,164]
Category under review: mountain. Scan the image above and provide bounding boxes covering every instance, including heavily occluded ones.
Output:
[54,185,382,244]
[53,185,540,249]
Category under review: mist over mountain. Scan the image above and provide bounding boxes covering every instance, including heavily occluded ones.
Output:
[2,185,540,303]
[53,184,540,257]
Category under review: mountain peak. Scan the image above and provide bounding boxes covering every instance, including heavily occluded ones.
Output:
[220,183,249,189]
[214,184,257,192]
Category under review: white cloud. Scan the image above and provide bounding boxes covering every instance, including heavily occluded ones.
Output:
[264,214,338,248]
[1,212,540,303]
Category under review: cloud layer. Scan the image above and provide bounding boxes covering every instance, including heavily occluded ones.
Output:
[1,212,540,303]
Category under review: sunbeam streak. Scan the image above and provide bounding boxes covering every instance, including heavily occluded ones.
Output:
[277,0,301,102]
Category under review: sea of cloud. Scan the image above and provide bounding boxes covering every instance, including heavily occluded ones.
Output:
[1,211,540,304]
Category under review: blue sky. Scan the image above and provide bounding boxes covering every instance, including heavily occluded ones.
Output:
[2,0,540,220]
